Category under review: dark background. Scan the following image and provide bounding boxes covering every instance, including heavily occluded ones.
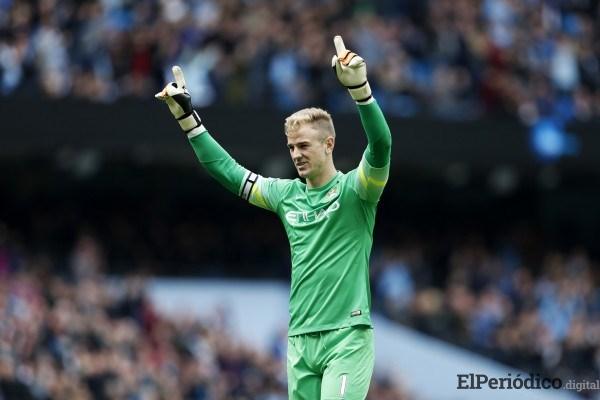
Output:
[2,99,599,278]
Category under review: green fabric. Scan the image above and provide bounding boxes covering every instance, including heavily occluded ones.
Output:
[251,165,384,336]
[357,101,391,168]
[354,155,389,204]
[188,131,247,195]
[287,326,374,400]
[186,102,390,337]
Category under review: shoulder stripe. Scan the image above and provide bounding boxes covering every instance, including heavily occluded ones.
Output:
[358,165,387,188]
[250,184,269,209]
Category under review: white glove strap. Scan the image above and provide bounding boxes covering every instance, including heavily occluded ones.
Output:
[187,125,206,139]
[347,81,372,104]
[177,110,200,131]
[177,110,206,138]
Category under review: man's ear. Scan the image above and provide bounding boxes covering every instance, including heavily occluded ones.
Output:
[325,136,335,154]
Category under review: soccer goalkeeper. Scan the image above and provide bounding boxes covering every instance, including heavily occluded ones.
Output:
[156,36,391,400]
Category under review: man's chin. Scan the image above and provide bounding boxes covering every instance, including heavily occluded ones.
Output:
[297,169,310,178]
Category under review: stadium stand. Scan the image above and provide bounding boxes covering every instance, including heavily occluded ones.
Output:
[2,0,600,398]
[0,228,409,399]
[1,0,599,119]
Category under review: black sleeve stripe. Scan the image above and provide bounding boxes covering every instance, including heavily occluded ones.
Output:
[241,172,258,201]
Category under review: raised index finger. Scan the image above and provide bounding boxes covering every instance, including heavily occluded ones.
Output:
[172,65,186,88]
[334,35,347,58]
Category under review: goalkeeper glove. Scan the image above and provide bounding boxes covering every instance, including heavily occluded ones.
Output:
[155,66,205,138]
[331,35,373,104]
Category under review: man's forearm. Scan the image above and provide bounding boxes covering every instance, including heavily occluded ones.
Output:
[188,131,247,195]
[357,101,392,168]
[156,66,249,197]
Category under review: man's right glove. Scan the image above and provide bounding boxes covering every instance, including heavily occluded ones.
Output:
[331,35,373,104]
[155,66,205,138]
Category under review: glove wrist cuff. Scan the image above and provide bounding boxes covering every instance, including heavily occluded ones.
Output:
[347,81,372,104]
[177,110,201,131]
[187,125,206,139]
[177,110,206,138]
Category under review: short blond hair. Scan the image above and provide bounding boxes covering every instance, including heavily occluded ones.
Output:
[284,107,336,139]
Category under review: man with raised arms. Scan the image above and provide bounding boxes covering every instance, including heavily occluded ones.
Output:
[156,35,392,400]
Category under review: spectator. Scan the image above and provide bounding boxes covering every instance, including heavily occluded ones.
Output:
[2,0,600,120]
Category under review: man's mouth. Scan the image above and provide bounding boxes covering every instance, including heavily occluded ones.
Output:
[296,162,307,168]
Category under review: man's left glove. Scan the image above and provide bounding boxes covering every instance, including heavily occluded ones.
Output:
[155,66,205,138]
[331,35,373,104]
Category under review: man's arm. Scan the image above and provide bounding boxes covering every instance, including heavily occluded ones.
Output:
[187,131,253,199]
[332,36,391,202]
[358,101,391,168]
[155,66,284,211]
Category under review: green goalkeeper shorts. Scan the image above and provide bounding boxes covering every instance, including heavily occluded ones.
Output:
[287,325,374,400]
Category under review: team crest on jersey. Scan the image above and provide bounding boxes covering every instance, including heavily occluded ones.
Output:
[325,186,339,201]
[285,200,340,226]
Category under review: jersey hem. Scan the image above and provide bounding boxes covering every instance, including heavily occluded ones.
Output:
[288,317,372,337]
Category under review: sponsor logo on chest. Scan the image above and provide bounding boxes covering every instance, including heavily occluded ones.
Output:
[285,200,340,226]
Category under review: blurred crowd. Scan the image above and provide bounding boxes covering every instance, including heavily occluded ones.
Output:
[4,224,599,399]
[1,0,600,119]
[2,220,599,399]
[0,224,409,400]
[2,156,599,397]
[373,236,600,398]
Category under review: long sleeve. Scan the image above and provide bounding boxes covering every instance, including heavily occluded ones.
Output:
[188,131,291,211]
[357,100,392,168]
[351,100,392,203]
[188,131,247,196]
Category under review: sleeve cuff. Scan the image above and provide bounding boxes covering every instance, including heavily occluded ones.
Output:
[187,125,207,139]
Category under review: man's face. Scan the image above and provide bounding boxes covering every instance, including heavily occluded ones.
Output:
[286,124,333,180]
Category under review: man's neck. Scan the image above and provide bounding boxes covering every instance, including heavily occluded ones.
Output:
[306,165,337,189]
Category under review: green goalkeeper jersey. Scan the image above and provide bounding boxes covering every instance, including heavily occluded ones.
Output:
[188,101,391,336]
